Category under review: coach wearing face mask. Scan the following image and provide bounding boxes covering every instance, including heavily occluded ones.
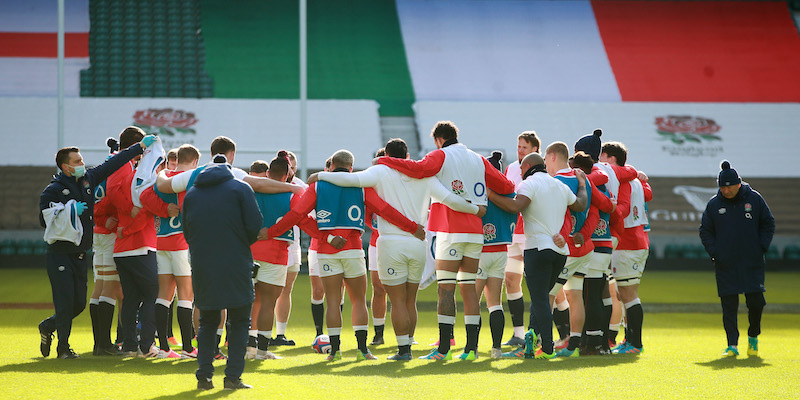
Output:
[37,134,156,359]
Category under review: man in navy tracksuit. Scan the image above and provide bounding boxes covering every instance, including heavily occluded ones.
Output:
[38,136,155,359]
[699,160,774,358]
[183,159,262,390]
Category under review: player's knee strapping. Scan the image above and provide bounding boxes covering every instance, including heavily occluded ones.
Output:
[456,271,477,285]
[436,270,458,286]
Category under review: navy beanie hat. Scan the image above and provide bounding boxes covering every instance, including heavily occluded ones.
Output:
[718,160,741,187]
[574,129,603,162]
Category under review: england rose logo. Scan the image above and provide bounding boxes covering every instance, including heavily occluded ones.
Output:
[451,180,465,195]
[133,108,198,136]
[483,223,497,242]
[632,206,639,221]
[594,219,608,237]
[655,115,721,144]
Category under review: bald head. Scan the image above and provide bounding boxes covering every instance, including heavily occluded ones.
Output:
[521,153,544,169]
[519,153,545,180]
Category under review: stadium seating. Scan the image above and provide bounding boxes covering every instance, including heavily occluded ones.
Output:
[198,0,415,116]
[80,0,214,98]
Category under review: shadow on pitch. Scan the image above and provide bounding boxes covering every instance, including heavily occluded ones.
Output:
[265,352,639,377]
[0,354,198,377]
[147,388,235,400]
[695,355,770,370]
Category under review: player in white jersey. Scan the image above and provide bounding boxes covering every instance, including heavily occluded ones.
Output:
[489,153,587,359]
[502,131,540,347]
[312,139,486,360]
[376,122,515,361]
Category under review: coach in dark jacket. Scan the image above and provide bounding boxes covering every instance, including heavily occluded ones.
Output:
[37,138,150,359]
[183,160,262,390]
[699,160,774,357]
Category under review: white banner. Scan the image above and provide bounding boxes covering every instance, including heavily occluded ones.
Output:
[0,97,382,170]
[413,101,800,177]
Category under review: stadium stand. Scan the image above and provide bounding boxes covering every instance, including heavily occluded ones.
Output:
[80,0,213,98]
[199,0,415,116]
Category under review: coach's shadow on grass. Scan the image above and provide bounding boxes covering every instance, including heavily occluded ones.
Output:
[695,355,769,370]
[148,389,235,400]
[0,356,198,377]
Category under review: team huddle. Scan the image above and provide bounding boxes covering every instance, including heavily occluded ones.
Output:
[38,120,652,387]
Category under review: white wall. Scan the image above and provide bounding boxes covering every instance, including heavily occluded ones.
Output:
[413,101,800,178]
[0,97,382,170]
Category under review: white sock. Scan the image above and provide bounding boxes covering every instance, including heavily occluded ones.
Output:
[353,325,369,332]
[513,326,525,338]
[328,327,342,336]
[99,296,116,306]
[464,315,480,325]
[276,321,288,336]
[216,328,224,336]
[258,330,272,342]
[396,334,410,346]
[89,298,100,305]
[373,317,385,327]
[248,330,257,338]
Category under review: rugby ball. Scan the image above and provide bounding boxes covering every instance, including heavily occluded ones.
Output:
[312,334,332,354]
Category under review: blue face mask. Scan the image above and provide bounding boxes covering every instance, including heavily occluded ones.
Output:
[72,164,86,178]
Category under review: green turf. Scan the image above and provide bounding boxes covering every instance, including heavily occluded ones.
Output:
[2,309,799,399]
[3,269,800,397]
[3,269,799,305]
[200,0,416,116]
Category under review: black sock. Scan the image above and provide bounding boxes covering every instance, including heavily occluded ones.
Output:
[248,335,257,348]
[311,303,325,336]
[567,335,581,351]
[155,303,170,350]
[374,324,384,338]
[355,330,369,353]
[177,306,194,352]
[399,344,411,355]
[489,310,504,349]
[508,297,525,333]
[465,322,480,353]
[90,302,99,348]
[257,334,270,351]
[98,301,115,348]
[437,323,454,354]
[167,301,175,339]
[553,308,570,340]
[626,304,644,348]
[330,334,341,354]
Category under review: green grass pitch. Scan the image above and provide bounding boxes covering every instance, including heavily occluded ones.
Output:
[1,269,798,399]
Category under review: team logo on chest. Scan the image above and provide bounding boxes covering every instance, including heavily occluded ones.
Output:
[594,219,608,236]
[483,223,497,242]
[451,180,465,195]
[745,203,752,212]
[317,210,332,223]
